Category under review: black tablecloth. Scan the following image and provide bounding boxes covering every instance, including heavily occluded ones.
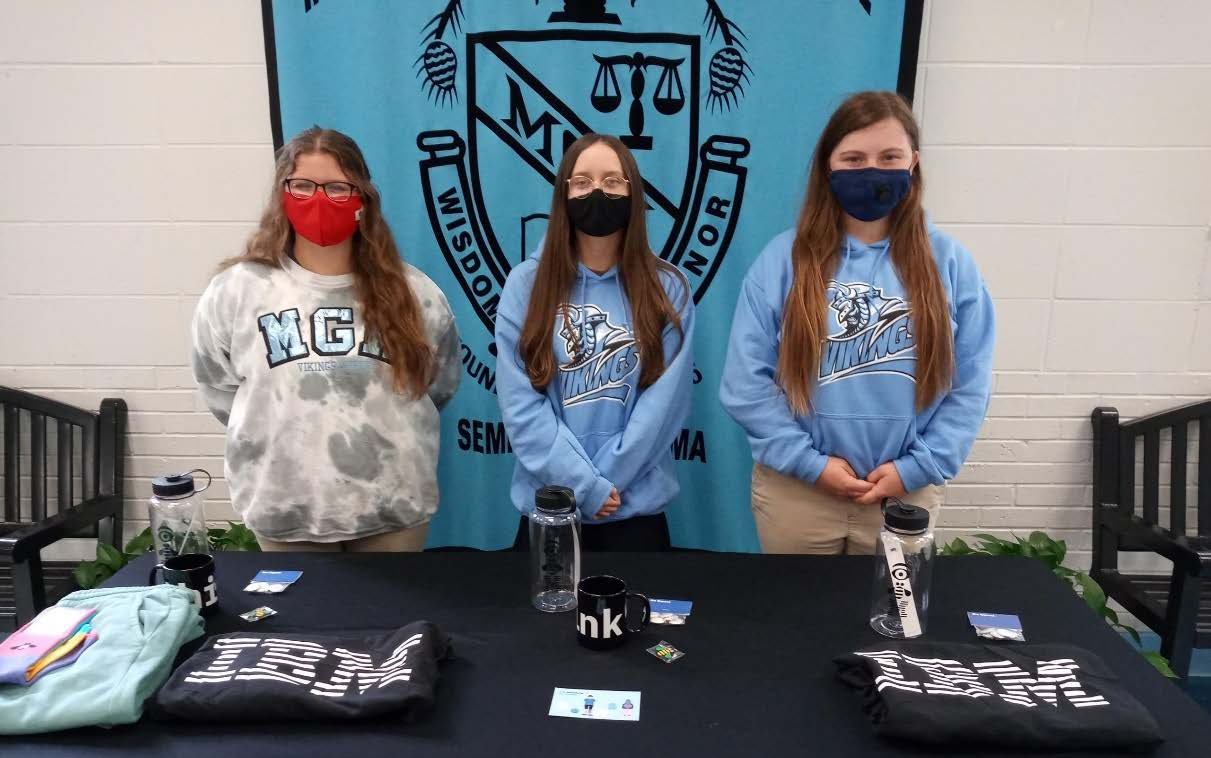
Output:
[5,551,1210,756]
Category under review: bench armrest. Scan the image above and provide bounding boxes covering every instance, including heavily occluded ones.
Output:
[0,495,123,563]
[1102,505,1211,577]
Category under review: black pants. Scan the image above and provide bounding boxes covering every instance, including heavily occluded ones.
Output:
[512,513,671,552]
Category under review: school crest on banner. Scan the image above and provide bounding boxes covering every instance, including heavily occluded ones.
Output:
[411,0,753,387]
[263,0,921,550]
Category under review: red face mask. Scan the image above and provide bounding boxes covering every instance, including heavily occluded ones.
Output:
[282,190,364,247]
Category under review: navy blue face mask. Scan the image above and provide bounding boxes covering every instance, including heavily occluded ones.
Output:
[828,167,912,222]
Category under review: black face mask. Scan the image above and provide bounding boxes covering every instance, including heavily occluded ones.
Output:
[567,189,631,237]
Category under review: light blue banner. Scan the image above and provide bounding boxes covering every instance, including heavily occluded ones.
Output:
[266,0,916,550]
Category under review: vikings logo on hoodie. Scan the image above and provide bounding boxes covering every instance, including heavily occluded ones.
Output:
[820,280,914,385]
[556,303,640,407]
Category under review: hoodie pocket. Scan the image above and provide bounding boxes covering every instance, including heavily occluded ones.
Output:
[809,412,914,479]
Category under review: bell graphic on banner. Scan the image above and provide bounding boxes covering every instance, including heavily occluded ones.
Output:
[591,52,685,150]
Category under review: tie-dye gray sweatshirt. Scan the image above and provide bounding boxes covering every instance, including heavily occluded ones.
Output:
[190,257,461,542]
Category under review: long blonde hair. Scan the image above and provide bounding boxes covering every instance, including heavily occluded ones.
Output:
[223,127,432,397]
[779,91,952,414]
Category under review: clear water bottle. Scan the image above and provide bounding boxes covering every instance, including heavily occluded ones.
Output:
[529,485,580,613]
[149,469,212,561]
[870,499,934,638]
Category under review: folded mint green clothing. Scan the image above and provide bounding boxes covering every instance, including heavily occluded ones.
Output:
[0,584,203,734]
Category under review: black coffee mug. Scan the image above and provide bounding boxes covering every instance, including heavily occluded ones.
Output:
[149,553,219,616]
[576,575,649,650]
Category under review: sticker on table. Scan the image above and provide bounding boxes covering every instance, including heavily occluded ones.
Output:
[549,687,641,721]
[647,641,685,663]
[239,606,277,622]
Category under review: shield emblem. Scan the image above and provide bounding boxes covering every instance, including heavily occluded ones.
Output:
[465,30,700,294]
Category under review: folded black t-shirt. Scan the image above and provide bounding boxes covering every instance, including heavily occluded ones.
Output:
[835,642,1162,751]
[151,621,450,723]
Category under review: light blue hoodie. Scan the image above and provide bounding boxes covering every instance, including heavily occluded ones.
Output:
[496,256,695,522]
[719,223,995,493]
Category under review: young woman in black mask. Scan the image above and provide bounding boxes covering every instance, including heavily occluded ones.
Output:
[495,134,695,552]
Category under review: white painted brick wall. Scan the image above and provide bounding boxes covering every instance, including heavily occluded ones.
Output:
[918,0,1211,571]
[0,0,270,559]
[1,1,1209,572]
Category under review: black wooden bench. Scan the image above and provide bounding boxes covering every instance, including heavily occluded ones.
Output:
[1091,400,1211,679]
[0,387,127,631]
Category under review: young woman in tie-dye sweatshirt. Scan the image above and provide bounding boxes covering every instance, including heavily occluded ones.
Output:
[190,127,461,552]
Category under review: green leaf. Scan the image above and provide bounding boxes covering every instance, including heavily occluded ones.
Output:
[1028,531,1054,549]
[74,559,116,590]
[1053,539,1067,566]
[943,538,972,556]
[123,527,154,557]
[970,535,1008,555]
[96,542,125,572]
[1075,572,1107,613]
[208,527,229,552]
[73,561,102,590]
[224,522,261,552]
[1141,651,1178,679]
[1120,625,1142,646]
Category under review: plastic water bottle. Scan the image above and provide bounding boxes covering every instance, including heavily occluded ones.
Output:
[870,499,935,638]
[148,469,212,561]
[529,485,580,612]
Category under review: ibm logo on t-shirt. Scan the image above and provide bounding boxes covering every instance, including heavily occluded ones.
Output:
[184,634,423,698]
[858,650,1111,709]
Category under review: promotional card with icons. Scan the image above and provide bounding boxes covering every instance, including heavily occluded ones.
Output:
[244,570,303,594]
[649,598,692,625]
[549,688,641,722]
[968,611,1026,642]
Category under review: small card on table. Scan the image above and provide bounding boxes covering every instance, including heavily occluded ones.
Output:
[244,570,303,594]
[650,598,692,625]
[968,611,1025,642]
[549,687,641,721]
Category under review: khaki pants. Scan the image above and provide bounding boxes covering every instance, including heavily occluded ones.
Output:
[751,463,943,555]
[255,522,430,553]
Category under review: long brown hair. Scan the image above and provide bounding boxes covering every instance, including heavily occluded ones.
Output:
[779,91,952,414]
[223,127,432,397]
[519,134,685,389]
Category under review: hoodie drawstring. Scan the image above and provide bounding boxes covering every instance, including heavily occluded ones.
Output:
[842,236,891,286]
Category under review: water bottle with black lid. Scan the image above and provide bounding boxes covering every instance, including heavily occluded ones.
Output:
[529,485,581,613]
[148,469,212,561]
[869,499,935,638]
